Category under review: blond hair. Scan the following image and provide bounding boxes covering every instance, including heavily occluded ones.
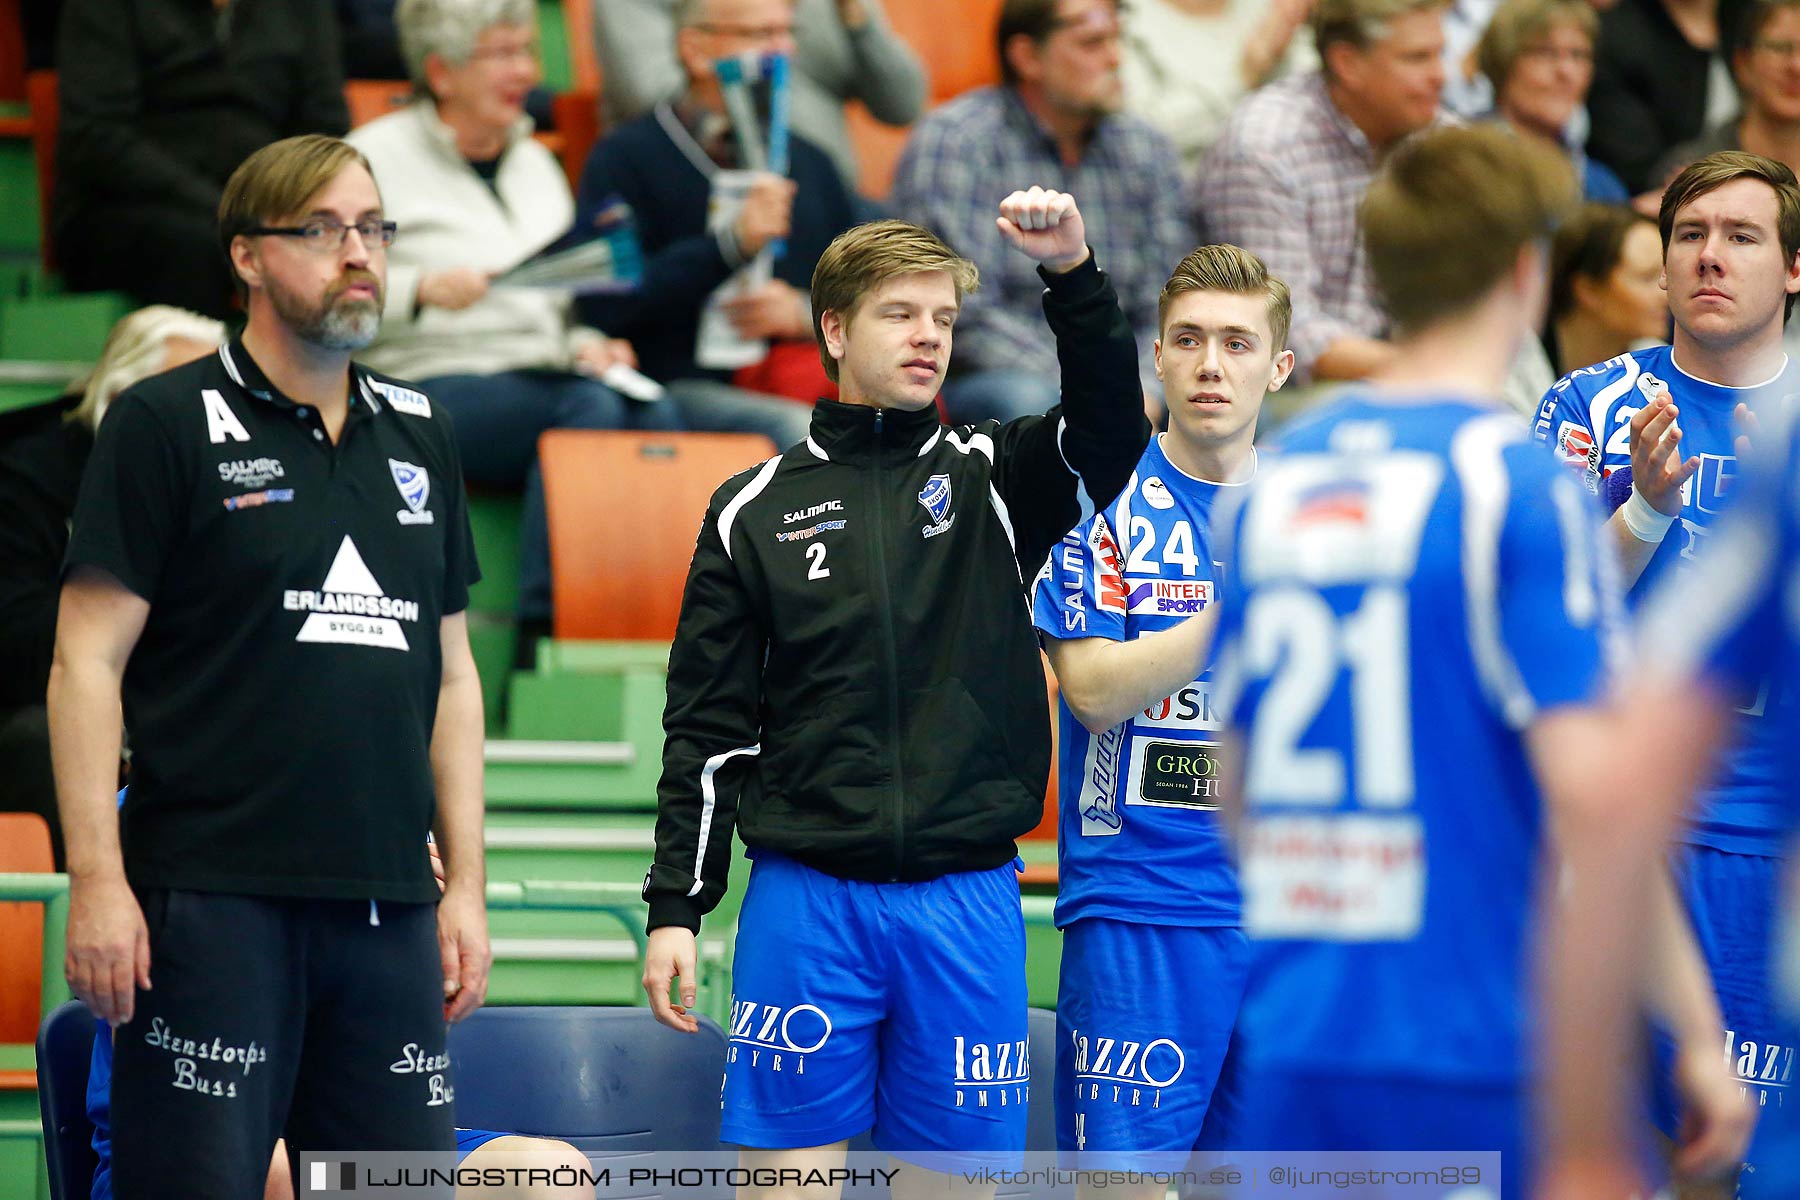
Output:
[218,135,377,297]
[1659,150,1800,322]
[1476,0,1596,88]
[70,306,227,433]
[1158,244,1292,349]
[1363,125,1577,333]
[810,220,979,382]
[1314,0,1449,73]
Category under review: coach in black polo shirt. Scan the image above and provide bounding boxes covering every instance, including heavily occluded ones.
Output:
[48,134,488,1194]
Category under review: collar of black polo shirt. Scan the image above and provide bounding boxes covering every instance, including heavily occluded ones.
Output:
[217,338,383,440]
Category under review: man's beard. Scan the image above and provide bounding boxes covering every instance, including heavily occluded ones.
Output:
[268,272,382,352]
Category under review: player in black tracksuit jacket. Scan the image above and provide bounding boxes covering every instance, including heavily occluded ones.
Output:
[642,190,1148,1172]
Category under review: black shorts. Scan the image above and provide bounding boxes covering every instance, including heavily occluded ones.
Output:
[109,889,454,1197]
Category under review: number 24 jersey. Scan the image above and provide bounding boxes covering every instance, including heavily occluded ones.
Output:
[1031,434,1241,932]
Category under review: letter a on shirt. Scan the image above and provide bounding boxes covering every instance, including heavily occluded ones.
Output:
[202,389,251,444]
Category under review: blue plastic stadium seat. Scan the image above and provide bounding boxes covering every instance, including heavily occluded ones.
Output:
[448,1005,727,1155]
[36,998,99,1200]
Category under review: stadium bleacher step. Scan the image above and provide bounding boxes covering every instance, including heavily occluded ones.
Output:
[0,290,130,361]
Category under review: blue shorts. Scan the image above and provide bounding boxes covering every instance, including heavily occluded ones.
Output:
[1236,1070,1523,1200]
[1055,919,1247,1166]
[721,851,1028,1169]
[1744,1020,1800,1199]
[1653,845,1791,1146]
[456,1129,506,1161]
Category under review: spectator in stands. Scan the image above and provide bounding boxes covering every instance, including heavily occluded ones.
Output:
[575,0,856,438]
[1478,0,1629,202]
[0,306,224,874]
[349,0,703,649]
[1588,0,1754,194]
[593,0,925,195]
[53,0,349,319]
[1119,0,1319,177]
[1544,203,1667,375]
[1653,0,1800,193]
[1440,0,1503,116]
[1194,0,1448,387]
[890,0,1190,423]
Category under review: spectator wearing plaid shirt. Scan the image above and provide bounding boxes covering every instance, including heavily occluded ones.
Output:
[890,0,1191,425]
[1193,0,1448,387]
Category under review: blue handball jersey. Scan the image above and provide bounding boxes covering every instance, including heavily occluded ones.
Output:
[1212,395,1616,1082]
[1030,435,1241,931]
[1534,346,1800,856]
[1642,402,1800,847]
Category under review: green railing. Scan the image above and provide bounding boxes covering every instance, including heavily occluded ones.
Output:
[0,873,71,1020]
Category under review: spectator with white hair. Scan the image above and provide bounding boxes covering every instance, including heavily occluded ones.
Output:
[350,0,805,650]
[0,305,226,872]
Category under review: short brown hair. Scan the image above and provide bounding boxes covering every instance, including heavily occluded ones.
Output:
[1363,125,1577,333]
[1659,150,1800,321]
[1158,244,1293,350]
[1475,0,1596,88]
[1548,203,1656,325]
[1314,0,1448,75]
[1736,0,1800,58]
[996,0,1116,87]
[218,135,377,294]
[810,220,979,382]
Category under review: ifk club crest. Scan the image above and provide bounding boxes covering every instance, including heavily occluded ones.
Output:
[918,473,954,538]
[389,459,435,525]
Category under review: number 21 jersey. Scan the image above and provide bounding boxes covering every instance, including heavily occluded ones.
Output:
[1211,396,1617,1082]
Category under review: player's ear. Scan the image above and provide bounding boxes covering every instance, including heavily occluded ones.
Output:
[1268,349,1295,392]
[230,236,262,293]
[820,308,849,368]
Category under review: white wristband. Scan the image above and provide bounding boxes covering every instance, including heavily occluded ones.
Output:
[1619,485,1676,543]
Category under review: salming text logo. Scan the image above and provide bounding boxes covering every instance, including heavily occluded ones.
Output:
[784,501,844,524]
[219,457,285,488]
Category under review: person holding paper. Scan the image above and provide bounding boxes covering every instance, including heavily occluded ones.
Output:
[575,0,862,432]
[350,0,812,652]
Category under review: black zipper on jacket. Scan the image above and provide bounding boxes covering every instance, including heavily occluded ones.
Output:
[869,408,907,880]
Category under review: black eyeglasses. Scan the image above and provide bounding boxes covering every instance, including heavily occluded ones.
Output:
[247,217,398,252]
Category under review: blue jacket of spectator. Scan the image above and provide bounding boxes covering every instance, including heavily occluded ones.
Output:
[574,104,858,385]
